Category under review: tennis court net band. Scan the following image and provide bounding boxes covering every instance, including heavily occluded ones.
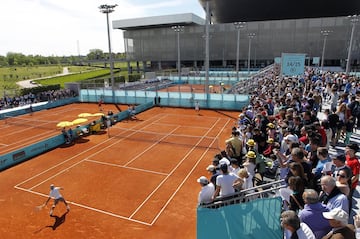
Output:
[4,116,58,131]
[109,129,220,150]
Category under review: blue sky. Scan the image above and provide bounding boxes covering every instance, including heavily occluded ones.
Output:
[0,0,205,56]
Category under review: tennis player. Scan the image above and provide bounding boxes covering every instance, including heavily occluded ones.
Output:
[43,184,70,216]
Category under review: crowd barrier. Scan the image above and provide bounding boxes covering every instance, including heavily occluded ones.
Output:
[197,197,283,239]
[0,134,65,171]
[79,89,249,110]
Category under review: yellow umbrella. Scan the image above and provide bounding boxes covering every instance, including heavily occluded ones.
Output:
[56,121,73,128]
[72,118,88,125]
[78,113,93,118]
[92,113,105,117]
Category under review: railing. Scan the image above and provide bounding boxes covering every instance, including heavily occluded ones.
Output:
[200,179,285,209]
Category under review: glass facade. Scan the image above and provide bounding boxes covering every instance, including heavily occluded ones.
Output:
[122,16,360,70]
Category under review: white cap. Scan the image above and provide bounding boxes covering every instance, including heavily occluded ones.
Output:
[197,176,209,184]
[284,134,298,143]
[322,208,348,225]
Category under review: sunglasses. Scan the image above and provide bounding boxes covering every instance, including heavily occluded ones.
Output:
[337,174,347,178]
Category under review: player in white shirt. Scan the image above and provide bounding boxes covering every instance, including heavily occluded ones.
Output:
[43,184,70,216]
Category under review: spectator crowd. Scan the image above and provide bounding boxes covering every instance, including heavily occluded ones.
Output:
[197,67,360,238]
[0,89,76,110]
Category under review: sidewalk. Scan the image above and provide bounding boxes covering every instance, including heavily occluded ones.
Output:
[16,67,70,88]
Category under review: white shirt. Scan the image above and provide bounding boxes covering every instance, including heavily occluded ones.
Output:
[49,187,63,199]
[216,173,238,197]
[198,183,215,204]
[296,222,316,239]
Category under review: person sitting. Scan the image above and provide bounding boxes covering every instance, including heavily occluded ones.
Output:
[212,163,238,201]
[281,210,315,239]
[197,176,215,205]
[322,208,355,239]
[298,189,332,239]
[319,175,349,214]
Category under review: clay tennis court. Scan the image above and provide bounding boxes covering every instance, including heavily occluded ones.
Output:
[0,102,239,239]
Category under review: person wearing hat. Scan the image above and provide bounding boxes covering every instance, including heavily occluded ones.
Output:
[322,208,355,239]
[344,143,360,211]
[262,138,275,157]
[197,176,215,205]
[206,164,220,186]
[42,184,70,216]
[212,163,238,200]
[243,151,257,184]
[266,123,277,140]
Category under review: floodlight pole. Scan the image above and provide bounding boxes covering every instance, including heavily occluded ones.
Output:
[234,22,245,81]
[345,15,359,75]
[320,30,331,72]
[204,0,210,98]
[172,26,184,84]
[247,33,256,77]
[99,4,117,102]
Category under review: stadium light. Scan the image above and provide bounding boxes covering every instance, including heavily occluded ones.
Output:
[172,25,184,84]
[320,30,332,72]
[345,15,359,75]
[99,4,117,101]
[247,33,256,76]
[234,22,246,81]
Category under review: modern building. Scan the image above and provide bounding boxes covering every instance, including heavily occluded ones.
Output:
[113,1,360,72]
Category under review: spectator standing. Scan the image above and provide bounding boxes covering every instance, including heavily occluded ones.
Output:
[345,143,360,211]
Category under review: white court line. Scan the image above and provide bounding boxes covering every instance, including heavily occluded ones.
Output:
[14,113,165,188]
[85,159,169,176]
[128,117,222,221]
[123,126,181,167]
[26,114,169,191]
[14,111,229,225]
[150,117,232,225]
[14,185,152,226]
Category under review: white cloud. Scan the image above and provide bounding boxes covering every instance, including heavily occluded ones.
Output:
[0,0,204,56]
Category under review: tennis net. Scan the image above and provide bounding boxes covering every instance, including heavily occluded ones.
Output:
[4,116,59,131]
[109,128,220,150]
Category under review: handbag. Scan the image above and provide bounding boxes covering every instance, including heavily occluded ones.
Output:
[290,194,304,211]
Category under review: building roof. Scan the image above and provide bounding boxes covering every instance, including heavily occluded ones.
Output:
[112,13,205,30]
[198,0,360,23]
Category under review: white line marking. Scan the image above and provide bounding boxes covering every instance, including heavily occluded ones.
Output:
[85,159,169,176]
[149,118,232,225]
[129,117,222,221]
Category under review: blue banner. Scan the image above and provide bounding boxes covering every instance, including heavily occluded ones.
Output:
[313,57,320,65]
[281,53,306,76]
[197,197,283,239]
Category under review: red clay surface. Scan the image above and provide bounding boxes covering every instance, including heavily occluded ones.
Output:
[0,103,239,239]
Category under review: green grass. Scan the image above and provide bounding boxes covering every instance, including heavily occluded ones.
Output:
[34,69,113,88]
[0,65,99,97]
